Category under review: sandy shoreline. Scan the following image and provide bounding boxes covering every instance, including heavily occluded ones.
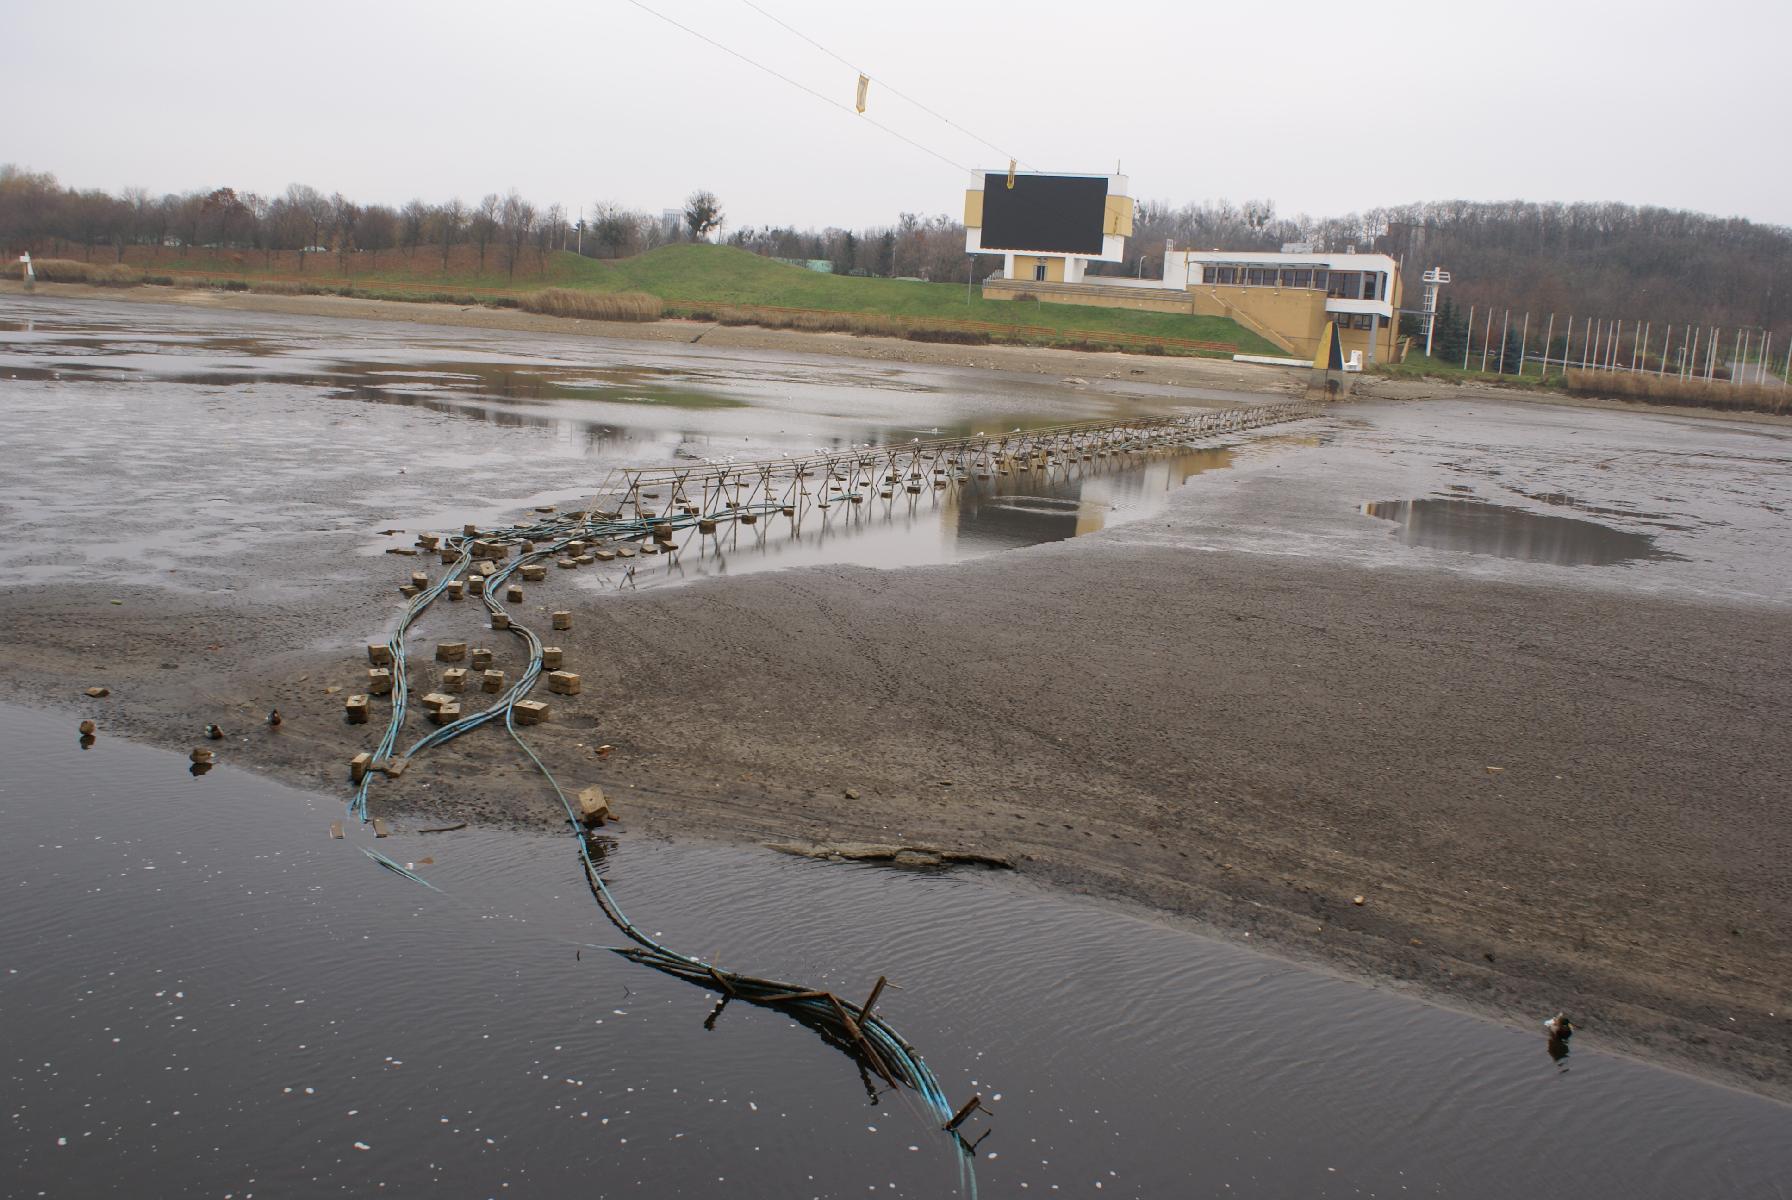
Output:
[4,283,1789,1103]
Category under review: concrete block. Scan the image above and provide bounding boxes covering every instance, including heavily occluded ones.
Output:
[521,564,547,582]
[410,571,429,589]
[577,785,611,827]
[566,540,587,556]
[514,699,550,725]
[373,818,391,838]
[574,554,595,565]
[436,641,467,662]
[552,611,572,631]
[475,561,497,578]
[440,548,457,564]
[547,670,582,696]
[420,692,454,712]
[470,648,493,670]
[367,668,393,695]
[345,694,370,724]
[418,533,441,550]
[482,669,505,693]
[463,523,480,536]
[541,646,563,669]
[445,580,465,600]
[398,584,421,598]
[594,549,616,562]
[349,751,373,781]
[428,701,461,726]
[557,557,579,569]
[490,613,511,631]
[615,547,635,559]
[368,643,394,666]
[505,584,523,603]
[469,576,486,596]
[442,667,467,693]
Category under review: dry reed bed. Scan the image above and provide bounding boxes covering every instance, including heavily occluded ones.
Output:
[1565,368,1790,415]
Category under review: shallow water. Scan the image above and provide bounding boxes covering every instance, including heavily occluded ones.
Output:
[4,702,1787,1199]
[1360,498,1675,566]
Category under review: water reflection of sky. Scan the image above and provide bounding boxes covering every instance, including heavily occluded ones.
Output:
[575,448,1239,589]
[1362,498,1676,566]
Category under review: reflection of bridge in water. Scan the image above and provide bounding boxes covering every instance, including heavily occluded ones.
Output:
[597,401,1317,568]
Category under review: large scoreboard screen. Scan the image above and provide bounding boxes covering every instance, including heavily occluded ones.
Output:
[979,173,1109,255]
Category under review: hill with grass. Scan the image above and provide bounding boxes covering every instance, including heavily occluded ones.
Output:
[11,242,1283,357]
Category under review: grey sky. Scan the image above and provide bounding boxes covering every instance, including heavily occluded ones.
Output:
[6,0,1789,230]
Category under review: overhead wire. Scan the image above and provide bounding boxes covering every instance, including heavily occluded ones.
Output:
[736,0,1027,170]
[619,0,974,173]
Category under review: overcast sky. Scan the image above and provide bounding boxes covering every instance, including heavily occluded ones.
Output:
[6,0,1789,230]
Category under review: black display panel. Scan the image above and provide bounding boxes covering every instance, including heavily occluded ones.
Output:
[979,173,1109,255]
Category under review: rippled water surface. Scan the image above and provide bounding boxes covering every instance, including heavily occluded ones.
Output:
[5,702,1788,1199]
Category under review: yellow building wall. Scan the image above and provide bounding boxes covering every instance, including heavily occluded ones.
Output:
[1010,256,1066,284]
[1103,195,1134,237]
[963,190,983,227]
[1190,281,1404,361]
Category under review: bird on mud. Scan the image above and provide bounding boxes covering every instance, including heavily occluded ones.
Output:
[266,709,283,728]
[204,724,224,740]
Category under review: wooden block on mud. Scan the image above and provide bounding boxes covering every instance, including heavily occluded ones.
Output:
[428,701,461,726]
[445,580,465,600]
[514,699,550,725]
[482,669,506,693]
[540,646,563,670]
[577,785,611,827]
[329,820,344,839]
[435,641,467,662]
[468,576,486,596]
[398,584,420,598]
[551,611,572,631]
[420,692,454,712]
[418,533,440,550]
[615,546,636,559]
[594,549,616,562]
[368,643,394,666]
[367,668,393,696]
[566,540,587,556]
[349,751,373,782]
[521,564,547,582]
[547,670,581,696]
[410,571,429,589]
[470,648,493,670]
[505,584,524,603]
[557,557,580,569]
[345,694,370,724]
[373,818,390,838]
[490,613,511,631]
[442,667,467,693]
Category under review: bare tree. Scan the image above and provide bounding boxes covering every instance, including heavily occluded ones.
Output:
[472,193,501,272]
[399,199,428,259]
[684,190,723,242]
[435,197,465,271]
[499,191,536,280]
[359,204,398,270]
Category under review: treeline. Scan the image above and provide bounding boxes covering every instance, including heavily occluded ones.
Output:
[0,165,976,284]
[0,165,581,278]
[1120,197,1792,332]
[6,164,1790,328]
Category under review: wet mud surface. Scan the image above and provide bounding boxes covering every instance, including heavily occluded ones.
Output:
[4,295,1791,1116]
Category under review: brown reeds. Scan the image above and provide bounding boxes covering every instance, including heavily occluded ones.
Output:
[517,288,663,322]
[3,258,143,286]
[1564,368,1790,416]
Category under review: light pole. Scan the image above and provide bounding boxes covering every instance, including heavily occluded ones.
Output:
[1421,267,1451,358]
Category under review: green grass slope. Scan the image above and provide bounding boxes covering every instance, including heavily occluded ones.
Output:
[555,245,1282,352]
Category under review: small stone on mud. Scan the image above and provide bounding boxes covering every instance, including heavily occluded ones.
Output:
[85,686,110,698]
[1353,894,1366,906]
[844,788,859,800]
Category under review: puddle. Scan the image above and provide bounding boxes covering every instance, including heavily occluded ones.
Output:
[1361,498,1676,566]
[4,701,1789,1197]
[580,447,1239,589]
